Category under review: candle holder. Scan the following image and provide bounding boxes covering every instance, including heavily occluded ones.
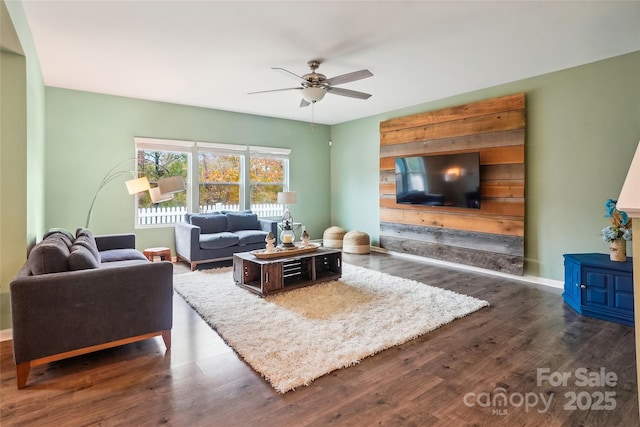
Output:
[280,218,296,248]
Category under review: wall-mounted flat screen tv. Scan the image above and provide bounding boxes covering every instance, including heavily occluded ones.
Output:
[395,152,480,209]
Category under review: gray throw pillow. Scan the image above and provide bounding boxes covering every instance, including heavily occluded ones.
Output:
[226,212,259,231]
[28,238,70,275]
[73,234,101,264]
[42,231,74,249]
[190,214,228,234]
[43,228,75,248]
[68,244,100,270]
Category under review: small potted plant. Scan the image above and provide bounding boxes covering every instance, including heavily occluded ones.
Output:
[601,199,632,261]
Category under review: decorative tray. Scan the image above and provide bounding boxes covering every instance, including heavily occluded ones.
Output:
[251,243,320,259]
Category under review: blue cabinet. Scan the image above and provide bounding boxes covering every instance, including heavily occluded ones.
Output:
[563,253,634,326]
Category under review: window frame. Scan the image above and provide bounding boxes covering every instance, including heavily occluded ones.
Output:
[134,137,291,227]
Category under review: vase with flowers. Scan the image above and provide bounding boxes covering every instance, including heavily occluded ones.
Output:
[601,199,632,261]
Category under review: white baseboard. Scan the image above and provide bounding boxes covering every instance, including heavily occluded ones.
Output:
[369,246,564,290]
[0,328,12,342]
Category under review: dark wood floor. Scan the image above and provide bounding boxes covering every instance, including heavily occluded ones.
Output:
[1,252,637,426]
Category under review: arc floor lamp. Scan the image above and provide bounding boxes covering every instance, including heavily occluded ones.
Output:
[85,158,185,228]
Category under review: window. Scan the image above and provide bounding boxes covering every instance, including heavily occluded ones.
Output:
[134,138,290,226]
[249,148,288,217]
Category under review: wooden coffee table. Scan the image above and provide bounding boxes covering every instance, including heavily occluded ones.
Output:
[233,247,342,296]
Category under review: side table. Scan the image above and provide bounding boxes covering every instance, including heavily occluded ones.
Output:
[563,253,633,326]
[143,247,172,262]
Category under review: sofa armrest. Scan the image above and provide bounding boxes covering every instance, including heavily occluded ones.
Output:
[10,261,173,365]
[95,233,136,251]
[174,222,201,260]
[259,219,279,244]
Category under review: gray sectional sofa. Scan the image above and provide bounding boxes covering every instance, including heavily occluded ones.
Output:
[10,228,173,388]
[175,211,278,270]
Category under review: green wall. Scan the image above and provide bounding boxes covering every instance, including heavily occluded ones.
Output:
[1,0,46,329]
[331,51,640,281]
[1,0,637,330]
[45,88,332,251]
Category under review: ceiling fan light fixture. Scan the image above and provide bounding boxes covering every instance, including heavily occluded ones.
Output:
[301,86,326,103]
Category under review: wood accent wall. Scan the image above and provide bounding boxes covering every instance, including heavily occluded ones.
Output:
[379,93,526,275]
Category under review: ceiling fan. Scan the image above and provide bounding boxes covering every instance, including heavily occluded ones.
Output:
[249,60,373,107]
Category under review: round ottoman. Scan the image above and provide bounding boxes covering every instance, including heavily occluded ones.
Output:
[323,226,346,248]
[343,231,370,254]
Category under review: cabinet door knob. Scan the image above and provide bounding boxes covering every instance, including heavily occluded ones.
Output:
[580,284,587,289]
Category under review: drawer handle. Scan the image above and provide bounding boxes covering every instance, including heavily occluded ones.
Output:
[580,284,587,289]
[265,272,269,283]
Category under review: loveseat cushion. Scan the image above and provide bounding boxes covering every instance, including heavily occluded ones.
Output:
[100,249,148,263]
[68,244,100,270]
[200,232,240,249]
[73,232,101,265]
[226,212,259,231]
[43,228,75,248]
[190,214,228,234]
[28,237,70,275]
[234,229,268,245]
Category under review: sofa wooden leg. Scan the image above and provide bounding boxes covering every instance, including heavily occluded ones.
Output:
[162,330,171,350]
[190,262,196,271]
[16,362,30,389]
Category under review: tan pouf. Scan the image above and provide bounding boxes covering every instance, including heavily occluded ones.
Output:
[323,226,346,248]
[343,231,370,254]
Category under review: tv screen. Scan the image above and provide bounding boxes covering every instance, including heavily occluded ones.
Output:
[395,152,480,209]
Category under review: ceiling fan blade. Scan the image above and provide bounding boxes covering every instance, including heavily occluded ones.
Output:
[325,69,373,86]
[272,67,308,84]
[300,99,311,108]
[248,87,301,95]
[327,87,372,100]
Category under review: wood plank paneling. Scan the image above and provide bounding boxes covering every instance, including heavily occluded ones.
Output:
[380,207,524,237]
[381,110,525,146]
[380,129,525,159]
[379,235,525,275]
[380,93,526,133]
[480,180,525,198]
[379,93,526,275]
[380,195,525,217]
[380,222,524,256]
[481,163,525,180]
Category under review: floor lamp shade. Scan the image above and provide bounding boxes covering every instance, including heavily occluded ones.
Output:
[125,177,151,195]
[158,176,186,194]
[277,191,297,205]
[149,186,174,203]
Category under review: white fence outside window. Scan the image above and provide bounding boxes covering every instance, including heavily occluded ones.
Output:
[137,203,283,225]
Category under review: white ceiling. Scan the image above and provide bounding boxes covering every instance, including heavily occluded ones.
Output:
[21,1,640,125]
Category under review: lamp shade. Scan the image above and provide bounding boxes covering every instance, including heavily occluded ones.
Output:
[617,140,640,218]
[277,191,297,205]
[301,87,326,103]
[149,186,174,203]
[158,176,185,194]
[125,176,151,195]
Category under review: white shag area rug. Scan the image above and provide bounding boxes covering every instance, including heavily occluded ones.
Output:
[173,263,489,393]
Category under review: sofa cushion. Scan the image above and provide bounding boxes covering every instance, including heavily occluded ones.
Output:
[100,249,148,263]
[28,238,70,275]
[68,244,100,270]
[73,234,101,264]
[234,229,268,245]
[43,228,75,248]
[199,232,240,249]
[190,214,228,234]
[226,212,259,231]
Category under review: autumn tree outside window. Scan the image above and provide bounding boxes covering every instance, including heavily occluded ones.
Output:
[134,137,291,226]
